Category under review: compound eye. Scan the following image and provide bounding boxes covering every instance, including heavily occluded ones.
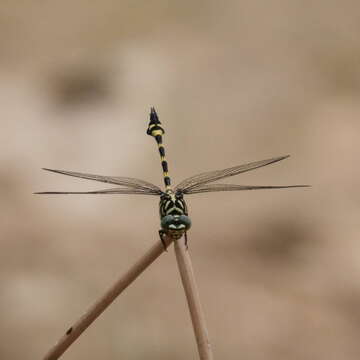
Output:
[161,215,175,229]
[179,215,191,230]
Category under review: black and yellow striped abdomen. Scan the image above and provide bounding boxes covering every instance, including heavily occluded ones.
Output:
[147,107,171,190]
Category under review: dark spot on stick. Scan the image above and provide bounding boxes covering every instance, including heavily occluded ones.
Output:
[66,327,73,335]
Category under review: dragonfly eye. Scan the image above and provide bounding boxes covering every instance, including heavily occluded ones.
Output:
[161,215,175,229]
[179,215,191,230]
[161,215,191,230]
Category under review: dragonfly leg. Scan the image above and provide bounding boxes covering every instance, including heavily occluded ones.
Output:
[159,230,168,251]
[184,232,188,250]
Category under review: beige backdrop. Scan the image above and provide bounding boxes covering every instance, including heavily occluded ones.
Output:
[1,1,360,359]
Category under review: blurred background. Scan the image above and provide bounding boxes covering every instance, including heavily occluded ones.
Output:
[1,1,360,359]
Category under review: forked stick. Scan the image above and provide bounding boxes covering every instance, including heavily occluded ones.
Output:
[43,236,174,360]
[174,240,214,360]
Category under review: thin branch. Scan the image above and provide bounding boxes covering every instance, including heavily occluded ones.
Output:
[43,236,174,360]
[174,240,214,360]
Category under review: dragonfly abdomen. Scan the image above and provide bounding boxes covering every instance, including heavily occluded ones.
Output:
[147,107,171,190]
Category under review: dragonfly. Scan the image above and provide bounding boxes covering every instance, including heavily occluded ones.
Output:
[36,108,309,249]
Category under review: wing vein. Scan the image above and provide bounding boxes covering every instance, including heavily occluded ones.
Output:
[184,184,310,194]
[35,187,161,195]
[175,155,290,192]
[42,168,162,194]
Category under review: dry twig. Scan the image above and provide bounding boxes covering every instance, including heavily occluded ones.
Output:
[174,240,214,360]
[43,236,173,360]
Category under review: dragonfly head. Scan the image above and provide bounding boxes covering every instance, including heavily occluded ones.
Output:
[161,214,191,231]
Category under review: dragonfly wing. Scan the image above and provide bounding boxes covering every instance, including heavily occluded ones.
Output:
[42,168,162,194]
[183,183,310,195]
[175,155,290,192]
[35,187,161,195]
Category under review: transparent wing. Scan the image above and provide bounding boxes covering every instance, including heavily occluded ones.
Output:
[35,187,161,195]
[183,183,310,195]
[41,168,163,194]
[175,155,290,192]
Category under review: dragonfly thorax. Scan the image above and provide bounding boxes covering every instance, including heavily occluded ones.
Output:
[159,190,191,238]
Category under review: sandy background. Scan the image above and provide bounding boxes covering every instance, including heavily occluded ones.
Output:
[1,1,360,359]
